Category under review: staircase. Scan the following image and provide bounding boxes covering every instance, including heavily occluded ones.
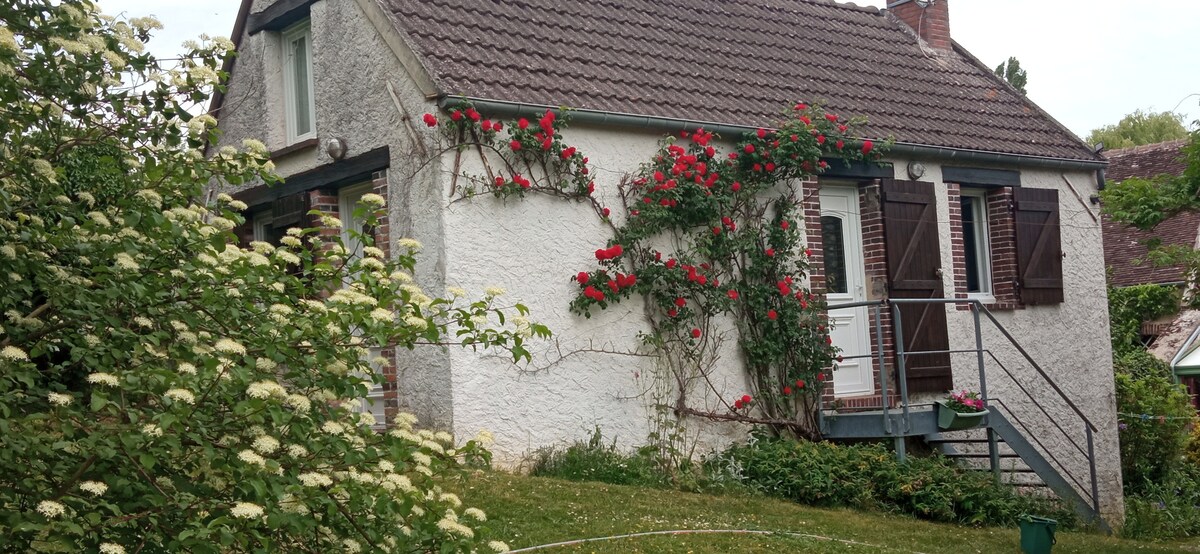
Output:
[818,298,1109,531]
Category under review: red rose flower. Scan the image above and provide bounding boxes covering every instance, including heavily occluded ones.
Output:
[691,328,702,339]
[818,372,826,381]
[795,103,808,111]
[510,140,522,151]
[666,259,677,269]
[422,113,438,127]
[674,297,687,308]
[796,379,806,389]
[799,115,811,125]
[781,220,790,230]
[783,386,792,395]
[862,140,874,155]
[732,182,741,192]
[450,110,463,121]
[741,394,752,404]
[825,335,833,344]
[481,120,493,132]
[610,244,623,257]
[734,399,743,409]
[466,107,481,122]
[493,122,503,131]
[728,289,739,300]
[518,118,530,130]
[587,182,596,195]
[756,128,767,139]
[744,143,756,154]
[541,138,553,150]
[835,140,845,150]
[602,207,611,217]
[595,248,608,261]
[816,135,826,145]
[825,113,839,122]
[765,248,775,257]
[577,271,589,284]
[607,280,619,293]
[668,308,678,318]
[768,310,778,320]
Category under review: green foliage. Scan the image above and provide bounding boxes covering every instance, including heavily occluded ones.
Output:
[1107,285,1180,356]
[1087,110,1189,150]
[993,56,1028,95]
[713,436,1075,528]
[530,427,672,489]
[1123,465,1200,541]
[1115,373,1195,494]
[1113,349,1173,381]
[0,2,542,551]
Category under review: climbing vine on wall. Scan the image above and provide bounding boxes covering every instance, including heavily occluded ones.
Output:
[423,102,887,437]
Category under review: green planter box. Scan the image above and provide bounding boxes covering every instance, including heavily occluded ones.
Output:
[936,400,988,430]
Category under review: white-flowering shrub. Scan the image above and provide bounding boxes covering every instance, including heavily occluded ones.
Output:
[0,2,547,551]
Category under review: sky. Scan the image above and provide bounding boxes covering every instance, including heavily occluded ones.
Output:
[97,0,1200,139]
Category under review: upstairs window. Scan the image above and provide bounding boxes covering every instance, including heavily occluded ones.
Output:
[282,21,315,144]
[960,189,993,298]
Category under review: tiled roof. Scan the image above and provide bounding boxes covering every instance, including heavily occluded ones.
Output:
[1103,139,1189,181]
[1101,140,1194,287]
[379,0,1100,161]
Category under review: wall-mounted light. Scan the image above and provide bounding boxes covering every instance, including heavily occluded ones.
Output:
[907,161,926,180]
[325,137,348,160]
[915,0,933,7]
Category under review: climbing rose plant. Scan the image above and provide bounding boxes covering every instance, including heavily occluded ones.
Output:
[425,100,886,437]
[0,2,542,552]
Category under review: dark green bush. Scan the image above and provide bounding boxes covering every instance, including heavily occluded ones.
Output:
[1123,465,1200,540]
[530,427,671,488]
[1115,372,1195,494]
[712,436,1077,528]
[1113,349,1173,381]
[1107,284,1179,356]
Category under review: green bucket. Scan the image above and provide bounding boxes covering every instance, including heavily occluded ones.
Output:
[1019,515,1057,554]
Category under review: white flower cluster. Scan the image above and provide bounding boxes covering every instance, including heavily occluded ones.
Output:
[1,345,29,361]
[230,502,264,519]
[36,500,65,518]
[164,388,196,405]
[48,392,73,406]
[297,472,333,487]
[247,381,286,399]
[79,480,108,496]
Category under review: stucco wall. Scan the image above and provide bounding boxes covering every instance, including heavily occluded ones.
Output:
[895,160,1123,522]
[441,125,749,464]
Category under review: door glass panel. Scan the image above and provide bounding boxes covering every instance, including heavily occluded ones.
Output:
[821,215,847,294]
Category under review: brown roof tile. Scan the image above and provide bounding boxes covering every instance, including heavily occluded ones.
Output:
[1101,140,1195,286]
[379,0,1100,161]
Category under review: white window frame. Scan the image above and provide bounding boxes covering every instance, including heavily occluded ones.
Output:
[961,188,994,301]
[251,211,274,242]
[281,20,316,145]
[339,183,386,427]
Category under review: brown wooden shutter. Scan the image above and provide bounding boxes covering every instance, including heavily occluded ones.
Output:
[1013,188,1064,305]
[272,191,311,228]
[882,179,953,393]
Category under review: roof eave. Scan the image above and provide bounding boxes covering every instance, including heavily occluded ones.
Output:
[440,96,1109,171]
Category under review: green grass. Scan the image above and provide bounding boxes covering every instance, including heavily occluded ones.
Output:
[460,472,1199,553]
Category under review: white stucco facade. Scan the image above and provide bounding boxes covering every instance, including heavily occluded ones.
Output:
[214,0,1122,523]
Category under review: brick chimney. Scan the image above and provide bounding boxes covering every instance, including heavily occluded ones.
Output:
[887,0,951,50]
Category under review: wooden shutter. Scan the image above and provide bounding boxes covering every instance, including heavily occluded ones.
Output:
[882,179,953,393]
[1014,188,1064,305]
[272,191,311,227]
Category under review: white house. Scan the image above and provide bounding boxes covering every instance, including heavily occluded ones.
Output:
[211,0,1123,525]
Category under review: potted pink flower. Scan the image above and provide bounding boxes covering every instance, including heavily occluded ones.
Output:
[936,390,988,430]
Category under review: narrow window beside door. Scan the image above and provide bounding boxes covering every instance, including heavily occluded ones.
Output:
[821,215,848,294]
[959,189,992,298]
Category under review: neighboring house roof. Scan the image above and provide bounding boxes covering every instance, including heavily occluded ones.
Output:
[1101,139,1194,287]
[378,0,1098,161]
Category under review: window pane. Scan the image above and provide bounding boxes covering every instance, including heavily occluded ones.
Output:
[961,196,981,293]
[821,215,848,294]
[292,35,312,136]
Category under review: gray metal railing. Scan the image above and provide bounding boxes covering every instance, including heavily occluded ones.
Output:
[821,297,1101,517]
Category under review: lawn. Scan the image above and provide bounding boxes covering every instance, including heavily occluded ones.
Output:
[460,472,1198,553]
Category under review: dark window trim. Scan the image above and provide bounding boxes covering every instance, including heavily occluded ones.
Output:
[235,146,389,209]
[821,158,894,180]
[247,0,318,35]
[942,166,1021,188]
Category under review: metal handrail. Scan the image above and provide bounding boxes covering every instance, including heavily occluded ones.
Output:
[823,297,1102,515]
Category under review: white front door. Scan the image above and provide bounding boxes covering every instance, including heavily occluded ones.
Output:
[819,187,874,397]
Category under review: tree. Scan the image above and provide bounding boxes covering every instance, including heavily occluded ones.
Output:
[0,2,541,552]
[994,56,1028,95]
[1086,110,1189,150]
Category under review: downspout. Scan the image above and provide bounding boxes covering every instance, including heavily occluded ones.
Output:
[438,97,1110,172]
